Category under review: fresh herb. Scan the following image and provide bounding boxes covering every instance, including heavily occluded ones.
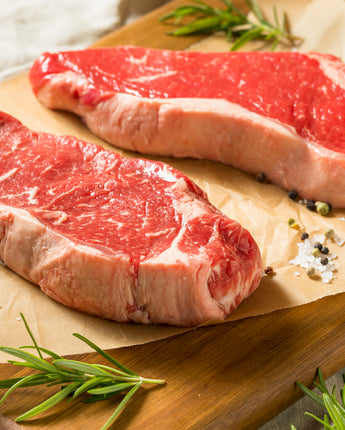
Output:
[0,313,165,430]
[293,367,345,429]
[159,0,302,51]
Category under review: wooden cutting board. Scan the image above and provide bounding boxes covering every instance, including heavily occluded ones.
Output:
[1,0,345,429]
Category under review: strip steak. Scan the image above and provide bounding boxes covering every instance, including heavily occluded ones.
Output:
[0,111,262,327]
[29,46,345,207]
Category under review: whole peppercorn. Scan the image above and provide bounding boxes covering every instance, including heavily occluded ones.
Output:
[325,228,335,239]
[306,266,316,277]
[264,266,274,276]
[312,248,320,257]
[321,246,329,255]
[313,242,323,251]
[306,200,316,211]
[301,232,309,240]
[316,202,331,216]
[320,256,329,265]
[288,190,298,201]
[288,218,299,229]
[256,172,266,183]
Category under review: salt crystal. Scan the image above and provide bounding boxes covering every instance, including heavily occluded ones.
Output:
[334,234,345,246]
[289,232,337,283]
[312,233,325,244]
[321,270,335,283]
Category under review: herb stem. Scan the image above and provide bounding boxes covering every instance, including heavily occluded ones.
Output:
[0,314,166,429]
[160,0,302,51]
[139,376,166,385]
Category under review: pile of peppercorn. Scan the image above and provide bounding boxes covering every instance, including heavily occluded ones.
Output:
[288,190,332,216]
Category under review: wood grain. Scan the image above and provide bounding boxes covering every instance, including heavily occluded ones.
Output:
[1,0,345,429]
[2,294,345,430]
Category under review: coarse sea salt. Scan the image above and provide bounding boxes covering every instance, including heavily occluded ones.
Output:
[289,233,337,283]
[334,233,345,247]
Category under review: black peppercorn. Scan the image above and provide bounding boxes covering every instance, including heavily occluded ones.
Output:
[320,256,329,265]
[301,232,309,240]
[306,200,316,211]
[256,172,266,183]
[288,190,298,201]
[321,246,329,255]
[313,242,322,251]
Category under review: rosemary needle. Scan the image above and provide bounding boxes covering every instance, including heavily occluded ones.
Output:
[0,313,165,429]
[159,0,302,51]
[295,367,345,429]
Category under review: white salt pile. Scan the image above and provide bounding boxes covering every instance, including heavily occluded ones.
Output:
[289,231,343,283]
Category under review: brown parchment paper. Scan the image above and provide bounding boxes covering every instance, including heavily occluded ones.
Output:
[1,0,345,362]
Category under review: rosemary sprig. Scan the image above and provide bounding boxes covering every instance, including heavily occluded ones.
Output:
[293,368,345,429]
[159,0,302,51]
[0,313,165,429]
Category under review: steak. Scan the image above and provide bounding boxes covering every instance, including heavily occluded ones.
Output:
[29,46,345,207]
[0,111,262,327]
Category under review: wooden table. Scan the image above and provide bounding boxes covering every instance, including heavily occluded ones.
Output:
[1,1,345,429]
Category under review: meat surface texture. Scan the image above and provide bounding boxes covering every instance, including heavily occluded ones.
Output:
[30,46,345,207]
[0,111,262,327]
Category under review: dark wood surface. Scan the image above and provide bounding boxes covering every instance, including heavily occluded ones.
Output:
[2,294,345,429]
[1,0,345,429]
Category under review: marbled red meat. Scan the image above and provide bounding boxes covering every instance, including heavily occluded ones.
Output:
[0,111,262,326]
[30,46,345,207]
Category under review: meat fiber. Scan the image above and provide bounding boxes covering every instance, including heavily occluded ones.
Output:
[29,46,345,207]
[0,111,262,327]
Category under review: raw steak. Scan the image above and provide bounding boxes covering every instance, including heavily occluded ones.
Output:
[29,46,345,207]
[0,111,262,327]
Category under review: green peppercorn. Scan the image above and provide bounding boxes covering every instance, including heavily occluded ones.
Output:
[325,228,335,239]
[288,218,298,229]
[312,248,320,257]
[316,202,331,216]
[306,266,316,277]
